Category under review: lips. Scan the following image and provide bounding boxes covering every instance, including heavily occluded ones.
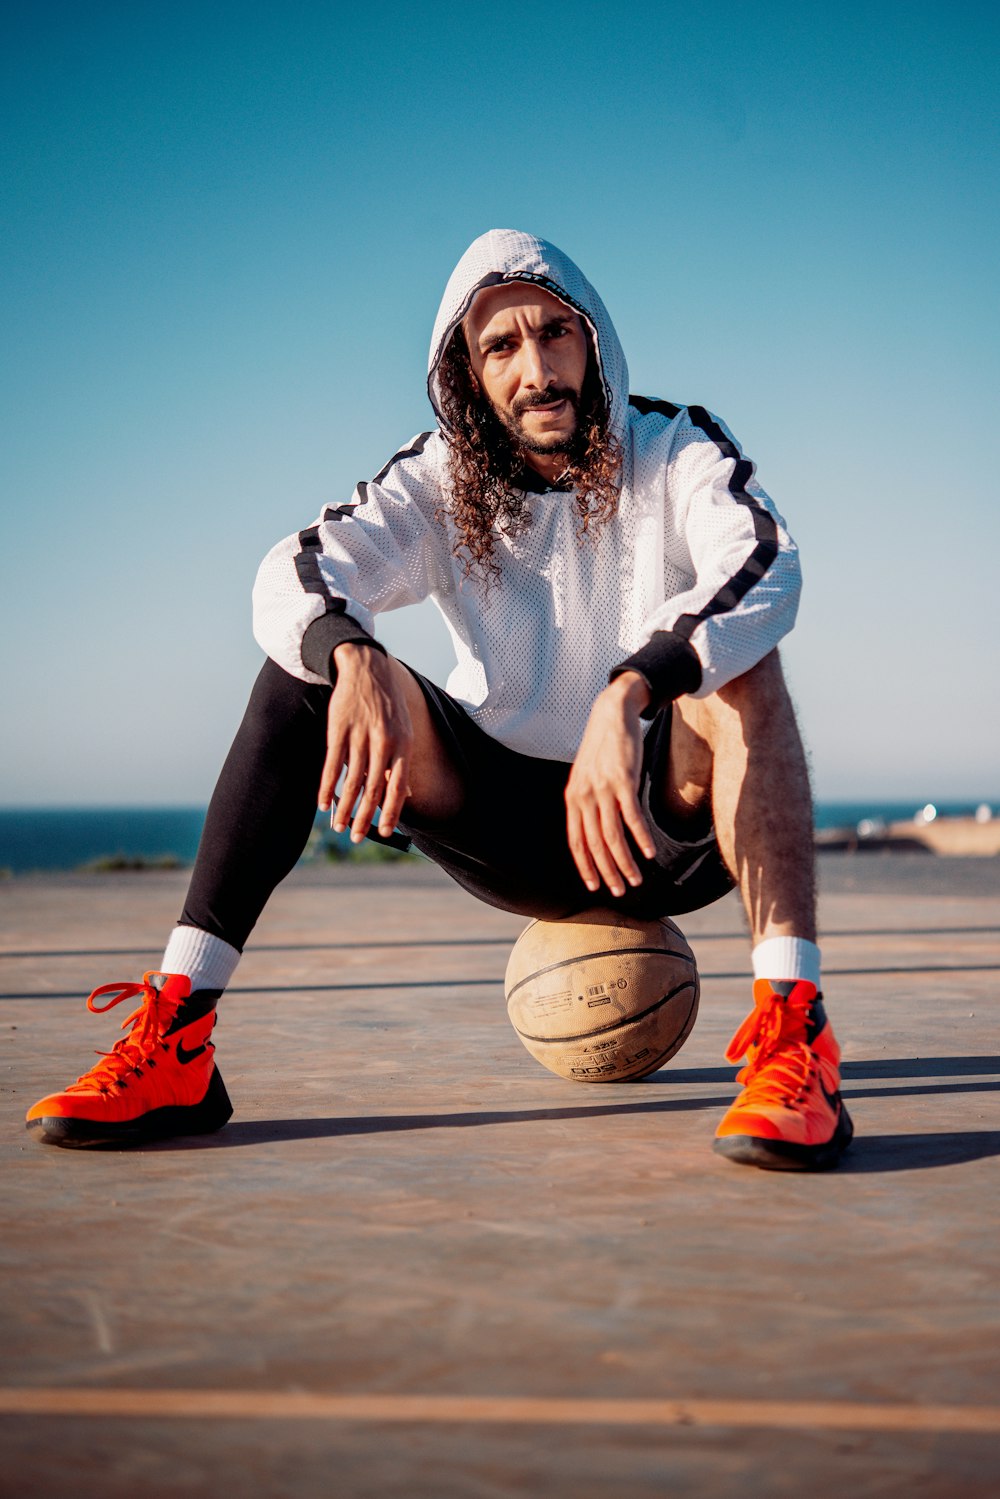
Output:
[514,388,577,419]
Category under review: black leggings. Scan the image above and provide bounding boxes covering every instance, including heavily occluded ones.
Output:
[180,658,735,951]
[180,659,331,949]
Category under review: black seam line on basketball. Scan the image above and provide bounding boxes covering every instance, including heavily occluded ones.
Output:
[629,394,682,421]
[614,991,699,1075]
[505,946,695,1003]
[575,989,699,1079]
[670,405,779,644]
[513,980,697,1046]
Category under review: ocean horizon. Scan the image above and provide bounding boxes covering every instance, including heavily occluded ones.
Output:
[0,800,995,876]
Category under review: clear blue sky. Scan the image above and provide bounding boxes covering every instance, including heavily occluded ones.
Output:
[3,0,998,805]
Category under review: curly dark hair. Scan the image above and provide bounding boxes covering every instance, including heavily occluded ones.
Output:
[436,324,622,581]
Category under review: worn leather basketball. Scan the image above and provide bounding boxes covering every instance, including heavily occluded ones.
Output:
[504,910,699,1082]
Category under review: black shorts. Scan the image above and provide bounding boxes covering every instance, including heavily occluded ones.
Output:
[395,669,735,921]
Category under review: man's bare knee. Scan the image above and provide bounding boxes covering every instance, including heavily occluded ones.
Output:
[663,652,789,820]
[714,649,787,713]
[384,656,463,820]
[664,699,714,821]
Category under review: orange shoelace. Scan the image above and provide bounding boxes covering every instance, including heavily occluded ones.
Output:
[724,990,817,1110]
[66,976,174,1094]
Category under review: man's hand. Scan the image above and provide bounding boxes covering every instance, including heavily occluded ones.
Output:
[319,643,413,842]
[565,673,656,898]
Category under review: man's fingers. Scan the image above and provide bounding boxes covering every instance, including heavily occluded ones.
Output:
[581,802,627,899]
[601,786,656,883]
[319,753,341,814]
[378,755,411,837]
[597,797,643,888]
[319,726,349,813]
[332,744,368,833]
[350,739,391,842]
[619,789,656,863]
[566,805,601,893]
[567,777,655,898]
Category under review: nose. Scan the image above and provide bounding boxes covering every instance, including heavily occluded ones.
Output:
[520,336,555,390]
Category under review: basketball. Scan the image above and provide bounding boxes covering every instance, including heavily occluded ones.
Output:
[504,910,699,1083]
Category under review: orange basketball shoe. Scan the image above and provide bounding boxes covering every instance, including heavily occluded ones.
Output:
[713,979,853,1170]
[26,972,232,1147]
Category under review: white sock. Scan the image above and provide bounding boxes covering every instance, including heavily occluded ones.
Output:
[751,936,821,990]
[160,926,241,993]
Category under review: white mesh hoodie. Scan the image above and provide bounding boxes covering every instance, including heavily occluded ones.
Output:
[252,229,801,762]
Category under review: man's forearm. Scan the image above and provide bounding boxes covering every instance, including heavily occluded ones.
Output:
[602,669,653,718]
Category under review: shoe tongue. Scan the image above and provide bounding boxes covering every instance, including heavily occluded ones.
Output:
[753,983,812,1054]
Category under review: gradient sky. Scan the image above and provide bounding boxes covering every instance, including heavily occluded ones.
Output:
[3,0,998,805]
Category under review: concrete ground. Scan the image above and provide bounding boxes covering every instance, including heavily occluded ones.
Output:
[1,853,998,1498]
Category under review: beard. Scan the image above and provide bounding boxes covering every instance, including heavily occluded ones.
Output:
[492,386,582,455]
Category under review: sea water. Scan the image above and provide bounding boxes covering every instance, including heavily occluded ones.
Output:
[0,802,993,876]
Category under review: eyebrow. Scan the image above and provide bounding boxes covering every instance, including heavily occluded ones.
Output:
[477,314,576,353]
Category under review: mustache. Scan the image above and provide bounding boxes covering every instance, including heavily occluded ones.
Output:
[511,386,579,418]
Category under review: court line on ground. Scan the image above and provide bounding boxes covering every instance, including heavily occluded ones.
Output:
[0,1388,997,1432]
[2,927,998,960]
[4,963,1000,1001]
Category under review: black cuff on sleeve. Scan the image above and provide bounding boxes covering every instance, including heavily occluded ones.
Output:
[609,631,703,717]
[301,612,386,686]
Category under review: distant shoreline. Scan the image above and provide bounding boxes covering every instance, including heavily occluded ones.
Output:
[816,815,1000,857]
[0,801,996,877]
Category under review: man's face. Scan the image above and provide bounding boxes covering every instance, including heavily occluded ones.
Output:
[463,284,590,460]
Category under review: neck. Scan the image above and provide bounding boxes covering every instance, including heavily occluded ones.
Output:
[521,449,570,485]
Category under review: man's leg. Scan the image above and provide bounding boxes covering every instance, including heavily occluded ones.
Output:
[664,649,816,946]
[663,651,853,1171]
[176,656,461,954]
[26,655,464,1146]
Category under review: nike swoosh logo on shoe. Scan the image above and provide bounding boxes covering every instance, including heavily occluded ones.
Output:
[175,1038,208,1065]
[819,1078,842,1116]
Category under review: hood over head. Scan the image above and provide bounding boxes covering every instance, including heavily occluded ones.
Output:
[427,229,629,442]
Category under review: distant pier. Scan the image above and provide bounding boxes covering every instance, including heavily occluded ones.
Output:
[817,812,1000,856]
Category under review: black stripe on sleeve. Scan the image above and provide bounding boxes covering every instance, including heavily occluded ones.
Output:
[371,431,433,486]
[295,522,385,679]
[320,433,432,524]
[293,525,337,600]
[629,394,682,420]
[671,405,779,643]
[322,500,359,522]
[295,432,432,613]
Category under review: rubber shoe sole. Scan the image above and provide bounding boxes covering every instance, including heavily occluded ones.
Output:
[713,1100,855,1172]
[25,1065,233,1148]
